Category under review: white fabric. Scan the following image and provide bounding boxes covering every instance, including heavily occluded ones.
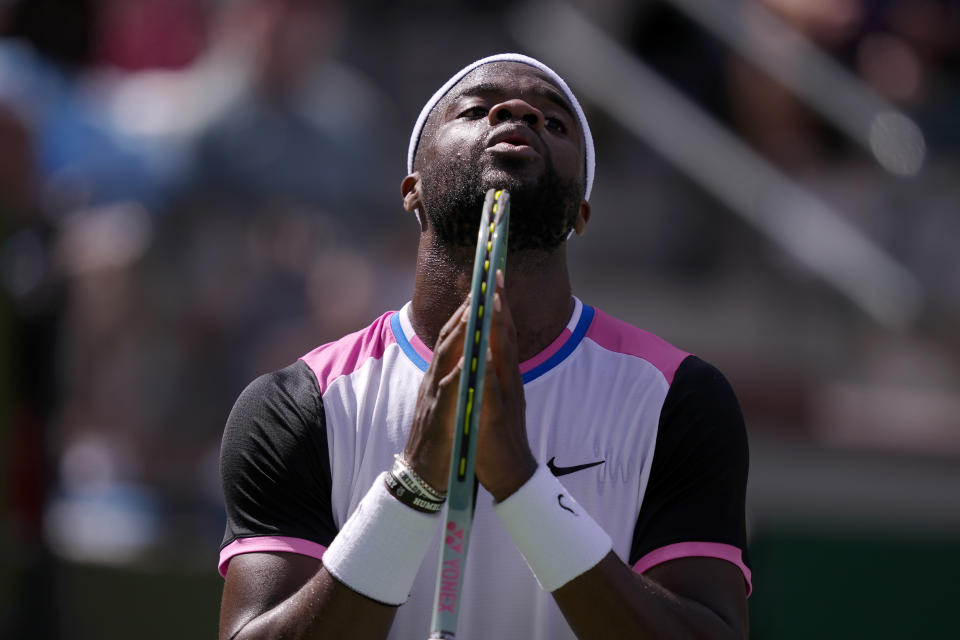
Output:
[314,300,673,639]
[321,472,441,605]
[407,53,596,201]
[493,465,613,592]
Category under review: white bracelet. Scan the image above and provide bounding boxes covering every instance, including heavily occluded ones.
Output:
[493,465,613,592]
[321,472,441,605]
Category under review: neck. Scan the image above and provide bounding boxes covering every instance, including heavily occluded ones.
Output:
[410,231,574,362]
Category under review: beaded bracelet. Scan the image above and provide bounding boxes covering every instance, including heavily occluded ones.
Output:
[384,470,445,513]
[392,454,447,501]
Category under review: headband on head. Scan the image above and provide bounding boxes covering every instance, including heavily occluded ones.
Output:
[407,53,595,203]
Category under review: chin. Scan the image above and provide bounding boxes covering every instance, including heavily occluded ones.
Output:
[480,165,543,195]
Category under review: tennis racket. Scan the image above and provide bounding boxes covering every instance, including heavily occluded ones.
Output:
[428,188,510,640]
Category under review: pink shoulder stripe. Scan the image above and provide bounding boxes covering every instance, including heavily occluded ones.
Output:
[408,331,433,364]
[585,309,690,384]
[632,541,752,596]
[218,536,327,577]
[519,328,573,374]
[300,312,397,393]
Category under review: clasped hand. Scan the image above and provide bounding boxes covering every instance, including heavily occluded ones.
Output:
[403,270,538,502]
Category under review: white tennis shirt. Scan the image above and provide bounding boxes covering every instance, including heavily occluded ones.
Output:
[219,298,751,639]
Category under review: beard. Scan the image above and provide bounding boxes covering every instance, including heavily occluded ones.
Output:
[418,145,584,253]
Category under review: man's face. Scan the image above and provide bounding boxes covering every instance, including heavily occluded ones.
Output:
[414,63,587,252]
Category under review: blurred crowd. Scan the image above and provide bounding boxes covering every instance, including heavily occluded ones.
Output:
[1,0,418,570]
[1,0,958,632]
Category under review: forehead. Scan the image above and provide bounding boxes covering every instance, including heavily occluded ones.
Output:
[444,62,574,115]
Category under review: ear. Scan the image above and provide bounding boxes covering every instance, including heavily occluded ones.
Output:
[573,200,591,236]
[401,173,423,213]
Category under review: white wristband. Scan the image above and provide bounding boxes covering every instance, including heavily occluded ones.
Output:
[321,472,441,605]
[493,465,613,592]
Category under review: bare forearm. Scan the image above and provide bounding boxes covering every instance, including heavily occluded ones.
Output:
[553,553,746,640]
[224,566,396,640]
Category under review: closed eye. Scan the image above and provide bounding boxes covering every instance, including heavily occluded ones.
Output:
[458,106,489,119]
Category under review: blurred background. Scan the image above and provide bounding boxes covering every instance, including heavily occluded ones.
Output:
[1,0,958,637]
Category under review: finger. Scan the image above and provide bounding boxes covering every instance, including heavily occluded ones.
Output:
[430,301,469,376]
[435,297,470,348]
[489,272,520,384]
[481,346,504,408]
[494,269,517,347]
[405,352,464,490]
[438,355,465,395]
[433,297,470,354]
[432,356,466,424]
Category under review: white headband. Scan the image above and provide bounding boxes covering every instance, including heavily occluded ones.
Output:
[407,53,595,202]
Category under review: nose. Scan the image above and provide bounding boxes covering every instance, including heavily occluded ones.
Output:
[488,98,544,132]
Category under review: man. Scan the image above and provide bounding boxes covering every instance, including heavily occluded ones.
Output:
[217,53,751,639]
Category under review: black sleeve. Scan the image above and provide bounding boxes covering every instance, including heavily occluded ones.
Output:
[629,355,750,567]
[219,360,338,550]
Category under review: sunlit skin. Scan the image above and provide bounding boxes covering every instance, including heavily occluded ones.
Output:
[401,63,590,501]
[219,63,749,640]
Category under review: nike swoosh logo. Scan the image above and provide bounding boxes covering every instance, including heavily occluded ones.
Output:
[557,493,577,515]
[547,456,605,477]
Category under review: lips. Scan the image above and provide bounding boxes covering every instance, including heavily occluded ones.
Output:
[486,126,542,159]
[497,134,531,146]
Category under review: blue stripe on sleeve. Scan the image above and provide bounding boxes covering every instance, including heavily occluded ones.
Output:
[390,312,430,372]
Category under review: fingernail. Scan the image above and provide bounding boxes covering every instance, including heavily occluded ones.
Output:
[494,292,501,312]
[496,269,504,288]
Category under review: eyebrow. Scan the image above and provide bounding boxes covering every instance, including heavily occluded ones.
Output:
[448,81,577,123]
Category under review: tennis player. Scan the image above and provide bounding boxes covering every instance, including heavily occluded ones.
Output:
[217,53,751,639]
